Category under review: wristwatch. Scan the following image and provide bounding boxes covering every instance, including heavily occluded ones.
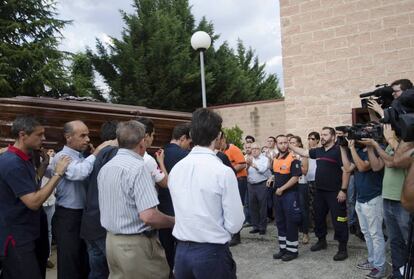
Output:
[53,172,63,178]
[340,188,347,193]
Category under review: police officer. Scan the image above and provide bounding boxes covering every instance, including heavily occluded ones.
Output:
[268,135,302,262]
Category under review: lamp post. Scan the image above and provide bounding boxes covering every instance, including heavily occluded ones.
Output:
[191,31,211,108]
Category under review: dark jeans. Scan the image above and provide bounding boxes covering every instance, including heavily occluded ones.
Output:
[52,206,89,279]
[159,228,176,274]
[85,237,109,279]
[244,183,251,224]
[174,242,236,279]
[314,189,349,245]
[383,199,410,278]
[248,181,268,231]
[0,241,42,279]
[347,175,357,226]
[298,183,310,234]
[237,177,247,227]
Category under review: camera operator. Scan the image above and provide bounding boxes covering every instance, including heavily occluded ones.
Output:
[359,125,409,279]
[340,138,386,278]
[368,79,413,118]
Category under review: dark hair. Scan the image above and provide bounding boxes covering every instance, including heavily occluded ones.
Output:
[322,127,336,136]
[100,120,118,141]
[116,120,145,149]
[290,135,303,148]
[286,133,294,138]
[308,131,320,141]
[390,79,413,91]
[172,123,191,140]
[275,134,287,142]
[268,136,276,142]
[11,116,41,138]
[136,117,154,135]
[190,109,222,147]
[245,135,255,142]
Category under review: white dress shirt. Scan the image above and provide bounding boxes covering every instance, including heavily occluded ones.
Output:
[143,152,165,184]
[247,154,272,184]
[168,146,244,244]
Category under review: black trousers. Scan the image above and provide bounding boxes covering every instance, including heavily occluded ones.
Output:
[248,181,268,231]
[314,189,349,244]
[0,209,49,279]
[158,228,176,274]
[52,206,89,279]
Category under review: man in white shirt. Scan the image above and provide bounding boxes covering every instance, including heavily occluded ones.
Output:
[168,108,244,279]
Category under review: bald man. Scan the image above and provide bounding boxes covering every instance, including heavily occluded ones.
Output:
[50,120,114,279]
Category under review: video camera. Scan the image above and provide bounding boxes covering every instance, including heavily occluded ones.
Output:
[381,89,414,141]
[359,84,394,109]
[335,123,383,147]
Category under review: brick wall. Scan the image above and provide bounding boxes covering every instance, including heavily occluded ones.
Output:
[211,99,286,146]
[280,0,414,140]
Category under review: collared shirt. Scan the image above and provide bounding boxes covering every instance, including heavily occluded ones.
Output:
[143,151,165,184]
[50,145,96,209]
[98,149,159,235]
[169,146,244,244]
[0,147,39,256]
[247,154,271,184]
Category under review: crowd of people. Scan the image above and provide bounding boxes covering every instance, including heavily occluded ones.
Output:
[0,79,413,279]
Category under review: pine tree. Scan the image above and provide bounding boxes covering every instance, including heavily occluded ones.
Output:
[0,0,69,97]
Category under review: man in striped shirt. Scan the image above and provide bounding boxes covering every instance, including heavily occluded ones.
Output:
[98,120,174,279]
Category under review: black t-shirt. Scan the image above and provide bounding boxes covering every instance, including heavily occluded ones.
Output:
[159,143,189,215]
[0,149,39,256]
[273,152,302,192]
[309,145,343,191]
[216,151,236,174]
[80,145,118,241]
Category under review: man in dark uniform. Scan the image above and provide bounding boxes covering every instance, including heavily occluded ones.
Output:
[0,116,70,279]
[269,135,302,262]
[159,123,191,274]
[290,127,349,261]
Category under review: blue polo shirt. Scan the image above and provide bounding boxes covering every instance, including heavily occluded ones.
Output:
[353,148,383,203]
[160,143,189,215]
[0,147,40,256]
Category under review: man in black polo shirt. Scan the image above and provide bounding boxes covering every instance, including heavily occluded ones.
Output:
[0,116,70,279]
[159,123,191,274]
[290,127,349,261]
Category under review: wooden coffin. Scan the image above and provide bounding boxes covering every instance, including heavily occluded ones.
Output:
[0,96,191,152]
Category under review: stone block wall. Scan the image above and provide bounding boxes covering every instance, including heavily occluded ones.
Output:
[211,99,286,146]
[280,0,414,140]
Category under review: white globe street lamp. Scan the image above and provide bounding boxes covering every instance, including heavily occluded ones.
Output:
[191,31,211,108]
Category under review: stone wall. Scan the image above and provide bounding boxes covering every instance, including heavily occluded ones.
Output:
[211,99,286,146]
[280,0,414,140]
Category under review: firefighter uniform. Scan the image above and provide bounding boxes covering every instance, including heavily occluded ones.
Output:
[272,152,302,260]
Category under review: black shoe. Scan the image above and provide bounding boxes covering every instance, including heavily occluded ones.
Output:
[249,229,260,234]
[229,234,241,247]
[282,252,298,262]
[349,224,357,235]
[273,249,286,259]
[310,239,327,252]
[333,249,348,261]
[259,230,266,235]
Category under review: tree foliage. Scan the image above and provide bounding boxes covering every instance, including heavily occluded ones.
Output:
[223,125,244,150]
[0,0,70,97]
[88,0,282,111]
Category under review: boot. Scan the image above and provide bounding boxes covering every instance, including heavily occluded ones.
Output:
[310,238,327,252]
[282,251,298,262]
[333,242,348,261]
[229,233,241,247]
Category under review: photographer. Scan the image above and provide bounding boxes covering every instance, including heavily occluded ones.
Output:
[340,139,386,278]
[368,79,413,117]
[359,126,409,279]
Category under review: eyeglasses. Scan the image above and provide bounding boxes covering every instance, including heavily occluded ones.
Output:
[308,138,316,140]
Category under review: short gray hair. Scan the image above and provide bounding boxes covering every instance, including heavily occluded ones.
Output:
[11,116,41,138]
[116,120,146,149]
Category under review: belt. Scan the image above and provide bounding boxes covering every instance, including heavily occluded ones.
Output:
[250,180,267,185]
[140,230,157,238]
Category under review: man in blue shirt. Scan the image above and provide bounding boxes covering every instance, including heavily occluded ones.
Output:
[341,140,386,279]
[0,116,70,279]
[50,120,114,279]
[159,123,191,274]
